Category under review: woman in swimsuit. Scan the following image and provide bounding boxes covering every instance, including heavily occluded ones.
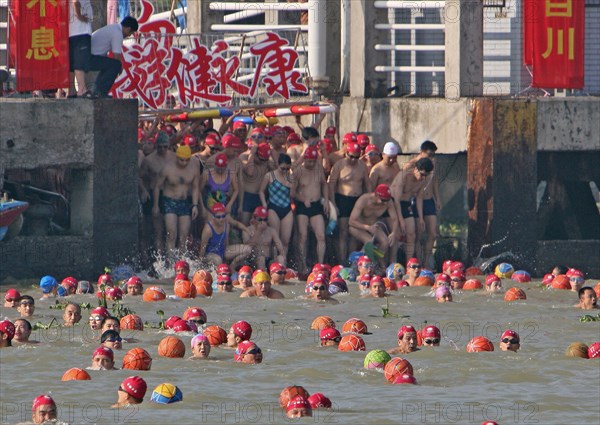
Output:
[259,154,293,258]
[199,202,251,269]
[203,153,239,214]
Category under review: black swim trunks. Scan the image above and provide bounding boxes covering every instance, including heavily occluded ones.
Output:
[335,193,359,218]
[400,200,417,219]
[294,199,324,218]
[242,192,262,214]
[162,196,192,217]
[422,198,436,216]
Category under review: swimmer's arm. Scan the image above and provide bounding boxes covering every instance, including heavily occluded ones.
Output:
[258,174,269,208]
[198,225,211,257]
[391,169,406,211]
[226,174,239,213]
[327,162,341,207]
[295,115,305,131]
[227,216,247,232]
[349,197,369,231]
[368,167,379,189]
[320,166,329,208]
[191,172,200,219]
[153,168,167,210]
[218,110,241,136]
[363,163,373,193]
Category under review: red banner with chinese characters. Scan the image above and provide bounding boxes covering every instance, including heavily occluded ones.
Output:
[14,0,70,91]
[530,0,585,89]
[522,0,534,66]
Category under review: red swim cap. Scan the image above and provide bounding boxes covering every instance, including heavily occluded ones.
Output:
[286,396,311,413]
[0,320,15,340]
[375,184,392,200]
[232,320,252,340]
[121,376,147,400]
[253,206,268,219]
[307,393,332,408]
[32,395,55,413]
[397,325,417,340]
[93,346,114,360]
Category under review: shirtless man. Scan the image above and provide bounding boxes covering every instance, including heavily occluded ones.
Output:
[402,141,440,268]
[575,287,599,310]
[242,206,286,270]
[328,141,372,263]
[369,142,401,187]
[369,142,402,260]
[197,132,221,161]
[241,143,273,225]
[390,157,434,260]
[153,145,200,252]
[240,270,284,299]
[287,126,320,164]
[349,184,399,266]
[292,146,330,273]
[329,132,355,166]
[140,132,175,252]
[198,202,251,269]
[388,325,419,355]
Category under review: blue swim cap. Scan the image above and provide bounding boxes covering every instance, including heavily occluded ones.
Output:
[150,383,183,404]
[57,285,68,297]
[419,270,435,281]
[348,251,364,267]
[112,264,135,282]
[39,276,58,293]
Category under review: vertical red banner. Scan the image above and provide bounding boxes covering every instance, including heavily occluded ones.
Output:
[14,0,70,91]
[531,0,585,89]
[522,0,534,66]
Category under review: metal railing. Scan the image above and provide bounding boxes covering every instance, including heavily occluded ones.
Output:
[373,0,446,96]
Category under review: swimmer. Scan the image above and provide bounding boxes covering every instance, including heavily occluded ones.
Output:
[435,285,452,303]
[3,289,20,308]
[32,395,57,424]
[358,273,372,295]
[551,265,568,277]
[39,275,58,299]
[175,260,190,278]
[112,376,147,408]
[319,327,341,347]
[101,316,121,334]
[236,266,253,289]
[404,258,421,286]
[309,276,335,302]
[357,255,373,280]
[575,287,599,310]
[184,307,207,327]
[421,325,441,347]
[91,346,117,370]
[485,274,502,292]
[0,320,15,348]
[269,262,287,285]
[216,275,234,292]
[101,330,123,350]
[60,277,78,295]
[63,302,82,327]
[568,270,585,292]
[242,206,286,270]
[126,276,143,295]
[240,271,284,299]
[13,319,38,344]
[368,276,387,298]
[77,280,94,294]
[17,295,35,318]
[217,263,232,279]
[234,340,263,364]
[226,321,252,349]
[388,325,419,355]
[286,396,312,418]
[190,334,211,358]
[450,270,465,290]
[499,330,520,352]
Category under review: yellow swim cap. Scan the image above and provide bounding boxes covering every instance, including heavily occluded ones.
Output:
[176,145,192,160]
[253,271,270,283]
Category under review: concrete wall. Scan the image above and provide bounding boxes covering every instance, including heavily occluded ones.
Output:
[339,97,470,154]
[0,99,139,281]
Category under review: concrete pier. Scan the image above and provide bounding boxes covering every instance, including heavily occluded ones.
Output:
[0,99,139,281]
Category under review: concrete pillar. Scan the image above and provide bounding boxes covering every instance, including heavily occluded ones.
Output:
[350,0,389,98]
[323,0,341,95]
[444,0,483,99]
[467,99,537,266]
[187,0,217,34]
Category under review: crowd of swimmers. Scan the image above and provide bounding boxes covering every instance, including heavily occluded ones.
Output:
[1,255,599,423]
[137,114,440,274]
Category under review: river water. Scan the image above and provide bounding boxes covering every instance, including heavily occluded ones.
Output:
[1,278,599,425]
